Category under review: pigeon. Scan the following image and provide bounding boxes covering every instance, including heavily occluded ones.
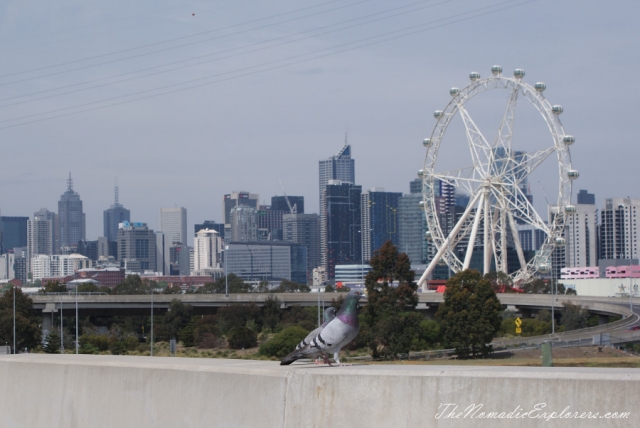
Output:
[281,290,363,366]
[295,307,337,351]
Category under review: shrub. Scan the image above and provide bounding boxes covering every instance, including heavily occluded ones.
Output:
[227,327,258,349]
[258,326,308,358]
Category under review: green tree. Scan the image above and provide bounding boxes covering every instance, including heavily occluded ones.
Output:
[43,329,61,354]
[560,301,589,331]
[196,274,252,294]
[274,279,310,293]
[164,299,193,340]
[0,287,41,352]
[40,280,67,293]
[363,240,420,359]
[76,283,99,293]
[113,275,150,295]
[436,270,502,359]
[258,326,309,358]
[227,327,258,349]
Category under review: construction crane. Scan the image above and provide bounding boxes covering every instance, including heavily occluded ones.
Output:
[278,177,297,214]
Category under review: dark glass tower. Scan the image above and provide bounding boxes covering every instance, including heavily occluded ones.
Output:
[103,181,130,242]
[57,173,85,250]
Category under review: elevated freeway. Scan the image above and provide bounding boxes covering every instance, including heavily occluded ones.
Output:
[31,292,640,344]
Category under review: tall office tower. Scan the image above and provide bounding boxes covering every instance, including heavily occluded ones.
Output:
[27,209,55,276]
[577,189,596,205]
[361,189,402,262]
[230,206,258,242]
[155,232,165,275]
[257,206,287,240]
[103,181,130,242]
[565,202,598,268]
[193,228,222,273]
[57,173,86,250]
[194,220,225,240]
[0,253,15,280]
[160,207,187,274]
[271,195,305,214]
[223,191,259,226]
[321,181,362,279]
[226,241,307,284]
[117,221,157,273]
[319,144,355,210]
[283,213,320,282]
[0,216,28,254]
[398,181,428,265]
[160,207,187,246]
[599,198,640,261]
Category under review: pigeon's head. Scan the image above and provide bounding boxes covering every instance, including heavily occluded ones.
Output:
[324,306,337,318]
[346,289,364,301]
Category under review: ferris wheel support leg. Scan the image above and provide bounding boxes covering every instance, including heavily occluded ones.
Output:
[500,208,508,273]
[418,191,482,288]
[483,196,492,275]
[507,210,528,271]
[463,192,485,270]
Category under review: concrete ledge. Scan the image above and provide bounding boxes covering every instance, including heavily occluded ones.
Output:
[0,355,638,427]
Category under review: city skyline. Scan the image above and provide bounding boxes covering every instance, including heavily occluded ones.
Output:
[1,1,639,243]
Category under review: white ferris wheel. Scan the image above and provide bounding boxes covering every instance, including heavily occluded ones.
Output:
[416,65,577,287]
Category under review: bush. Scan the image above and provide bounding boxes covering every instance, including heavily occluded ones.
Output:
[258,326,308,358]
[109,341,128,355]
[80,334,110,352]
[227,327,258,349]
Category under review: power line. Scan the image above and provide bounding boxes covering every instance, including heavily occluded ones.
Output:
[0,0,448,108]
[0,0,365,82]
[0,0,536,130]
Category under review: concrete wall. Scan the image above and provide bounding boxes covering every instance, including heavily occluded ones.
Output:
[0,355,638,428]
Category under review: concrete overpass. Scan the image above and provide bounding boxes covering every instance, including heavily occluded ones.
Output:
[32,292,640,345]
[0,354,637,427]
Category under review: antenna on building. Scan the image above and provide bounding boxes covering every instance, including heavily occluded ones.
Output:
[67,172,73,191]
[115,177,119,205]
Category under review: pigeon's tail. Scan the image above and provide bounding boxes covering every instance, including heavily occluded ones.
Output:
[280,351,301,365]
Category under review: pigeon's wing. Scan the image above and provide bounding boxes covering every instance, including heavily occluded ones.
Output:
[296,326,323,350]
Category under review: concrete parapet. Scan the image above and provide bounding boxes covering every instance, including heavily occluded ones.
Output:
[0,355,638,427]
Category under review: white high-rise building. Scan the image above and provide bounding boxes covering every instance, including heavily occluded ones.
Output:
[599,198,640,261]
[30,254,91,280]
[565,203,598,268]
[27,210,55,276]
[0,253,15,280]
[193,229,222,274]
[230,206,258,242]
[31,255,51,280]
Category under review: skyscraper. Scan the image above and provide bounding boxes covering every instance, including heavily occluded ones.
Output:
[361,189,402,262]
[27,209,55,276]
[271,195,304,214]
[321,181,362,279]
[0,216,28,254]
[319,143,355,207]
[398,181,428,265]
[117,222,157,273]
[230,206,258,242]
[193,229,222,273]
[283,213,320,282]
[223,191,259,226]
[599,198,640,261]
[103,181,130,242]
[57,173,86,250]
[160,207,187,246]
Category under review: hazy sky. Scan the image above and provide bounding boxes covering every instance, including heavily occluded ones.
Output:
[1,0,638,244]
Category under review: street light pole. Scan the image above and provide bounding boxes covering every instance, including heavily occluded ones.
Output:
[75,284,78,354]
[150,287,154,356]
[60,295,64,354]
[225,245,229,298]
[13,285,16,354]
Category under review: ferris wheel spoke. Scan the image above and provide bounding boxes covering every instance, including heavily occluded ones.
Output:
[503,184,549,233]
[491,87,519,176]
[458,105,492,177]
[522,147,557,177]
[507,209,529,271]
[462,192,485,270]
[431,172,483,195]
